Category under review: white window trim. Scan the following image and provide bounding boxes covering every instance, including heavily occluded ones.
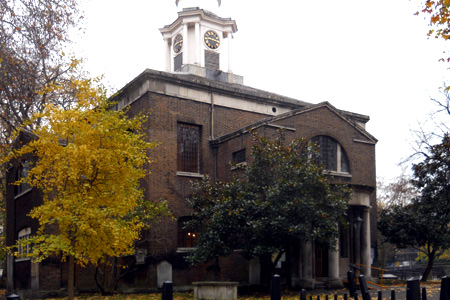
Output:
[16,227,31,261]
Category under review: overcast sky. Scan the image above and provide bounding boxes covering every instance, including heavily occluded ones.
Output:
[72,0,450,182]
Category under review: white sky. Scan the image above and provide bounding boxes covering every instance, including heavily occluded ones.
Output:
[72,0,450,182]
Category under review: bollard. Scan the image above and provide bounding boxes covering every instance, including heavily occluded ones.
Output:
[378,291,382,300]
[271,274,281,300]
[348,270,357,297]
[406,278,420,300]
[440,276,450,300]
[317,295,321,300]
[391,290,396,300]
[358,275,370,300]
[422,287,427,300]
[300,289,307,300]
[335,294,338,300]
[354,291,359,300]
[326,295,329,300]
[344,293,348,300]
[162,281,173,300]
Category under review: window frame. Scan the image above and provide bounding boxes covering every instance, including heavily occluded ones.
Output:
[310,135,351,175]
[16,227,31,261]
[176,123,202,176]
[177,216,199,251]
[15,161,32,197]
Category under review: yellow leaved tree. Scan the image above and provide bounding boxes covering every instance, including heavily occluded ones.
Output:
[4,78,168,300]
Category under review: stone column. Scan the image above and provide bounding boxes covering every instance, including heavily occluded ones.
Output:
[361,207,372,277]
[327,239,343,288]
[183,23,189,65]
[227,32,233,73]
[299,240,314,289]
[164,39,171,72]
[195,22,200,65]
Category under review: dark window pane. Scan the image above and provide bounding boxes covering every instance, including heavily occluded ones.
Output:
[174,53,183,71]
[177,123,200,173]
[311,136,337,171]
[340,148,350,173]
[177,217,199,248]
[232,149,246,164]
[15,161,30,195]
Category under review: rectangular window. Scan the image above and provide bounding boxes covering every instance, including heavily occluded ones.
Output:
[177,217,199,248]
[232,149,246,164]
[15,161,31,196]
[205,50,219,70]
[18,227,31,260]
[174,53,183,71]
[177,123,201,173]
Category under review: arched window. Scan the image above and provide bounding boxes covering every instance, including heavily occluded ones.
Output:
[310,136,350,174]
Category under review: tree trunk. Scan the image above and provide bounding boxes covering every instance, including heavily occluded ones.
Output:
[68,255,75,300]
[421,250,436,282]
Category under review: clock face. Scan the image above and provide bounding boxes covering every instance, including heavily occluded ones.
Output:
[173,34,183,53]
[204,30,220,50]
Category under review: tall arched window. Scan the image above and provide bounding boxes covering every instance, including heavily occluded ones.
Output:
[310,136,350,174]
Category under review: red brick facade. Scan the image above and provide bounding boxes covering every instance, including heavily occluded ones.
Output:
[6,69,377,297]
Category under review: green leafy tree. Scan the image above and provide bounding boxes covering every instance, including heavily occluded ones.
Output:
[2,79,169,300]
[187,133,350,286]
[378,133,450,281]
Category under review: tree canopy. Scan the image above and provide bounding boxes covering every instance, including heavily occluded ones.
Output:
[187,133,350,285]
[378,133,450,281]
[2,79,169,299]
[0,0,83,150]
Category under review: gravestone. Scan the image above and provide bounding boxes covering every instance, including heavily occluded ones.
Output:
[157,261,173,288]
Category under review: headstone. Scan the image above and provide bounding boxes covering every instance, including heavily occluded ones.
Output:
[157,261,173,288]
[249,259,261,285]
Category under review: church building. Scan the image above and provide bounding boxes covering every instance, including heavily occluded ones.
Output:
[6,1,377,297]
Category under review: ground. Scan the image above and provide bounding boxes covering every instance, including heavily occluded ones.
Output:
[5,281,443,300]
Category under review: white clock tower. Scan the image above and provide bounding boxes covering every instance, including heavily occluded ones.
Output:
[159,0,242,84]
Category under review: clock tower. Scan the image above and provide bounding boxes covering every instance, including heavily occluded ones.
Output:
[159,1,242,84]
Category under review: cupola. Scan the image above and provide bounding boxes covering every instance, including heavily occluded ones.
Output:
[159,1,242,84]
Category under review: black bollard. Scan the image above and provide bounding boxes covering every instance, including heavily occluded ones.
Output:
[335,294,338,300]
[378,291,382,300]
[391,290,396,300]
[348,270,357,297]
[354,291,359,300]
[300,289,307,300]
[271,274,281,300]
[422,287,427,300]
[440,276,450,300]
[344,293,348,300]
[358,275,370,300]
[317,295,321,300]
[162,281,173,300]
[326,295,329,300]
[406,278,420,300]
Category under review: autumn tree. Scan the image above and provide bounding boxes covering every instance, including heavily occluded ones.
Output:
[2,79,168,300]
[187,133,350,287]
[378,134,450,281]
[0,0,82,149]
